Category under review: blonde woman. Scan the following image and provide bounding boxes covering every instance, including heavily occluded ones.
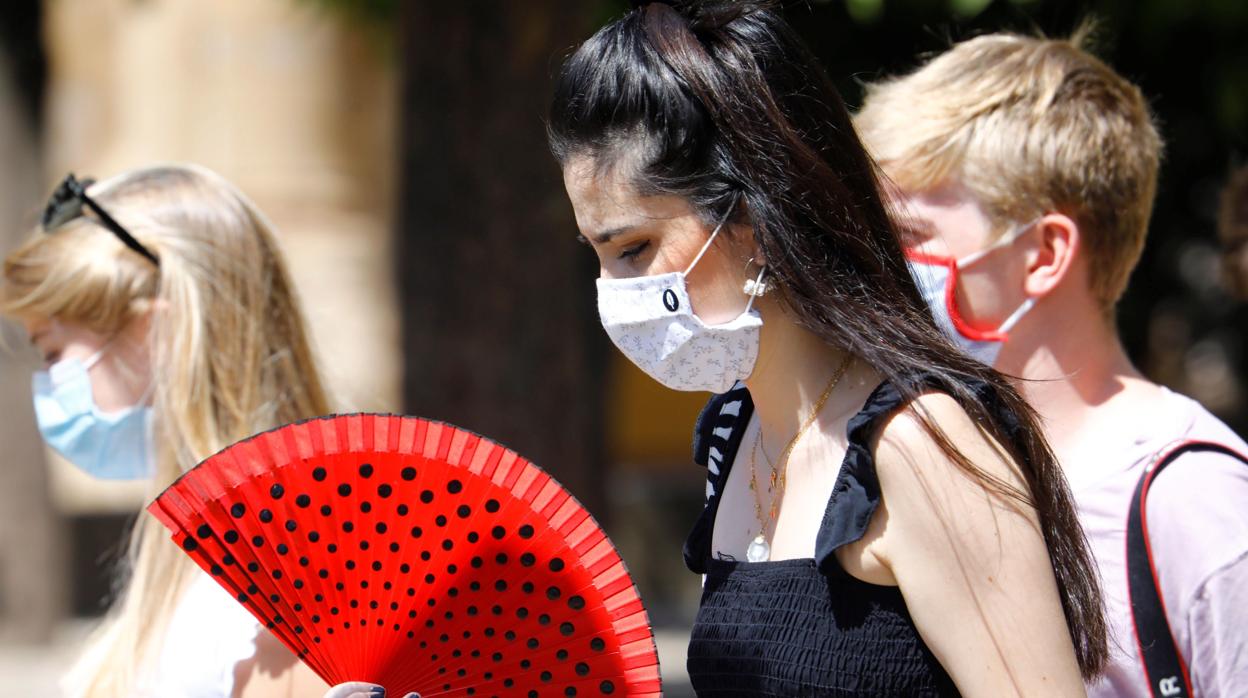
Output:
[2,164,332,697]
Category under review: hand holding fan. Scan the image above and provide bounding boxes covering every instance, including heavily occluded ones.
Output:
[149,414,662,697]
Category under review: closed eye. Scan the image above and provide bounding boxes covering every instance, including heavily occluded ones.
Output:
[28,333,57,366]
[897,218,937,246]
[619,241,650,260]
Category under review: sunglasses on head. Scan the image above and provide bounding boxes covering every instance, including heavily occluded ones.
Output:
[42,173,160,267]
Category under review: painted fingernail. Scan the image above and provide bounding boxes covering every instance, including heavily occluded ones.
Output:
[369,689,385,697]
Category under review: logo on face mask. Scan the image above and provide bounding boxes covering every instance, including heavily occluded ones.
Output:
[905,219,1039,366]
[32,349,155,480]
[596,207,766,394]
[662,289,680,312]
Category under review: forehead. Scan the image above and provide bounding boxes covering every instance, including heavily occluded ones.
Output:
[22,315,103,344]
[561,157,634,224]
[560,155,692,233]
[895,179,986,217]
[892,180,994,236]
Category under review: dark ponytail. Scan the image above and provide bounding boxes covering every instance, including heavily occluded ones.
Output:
[550,0,1108,677]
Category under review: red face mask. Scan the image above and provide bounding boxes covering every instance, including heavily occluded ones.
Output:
[903,219,1039,365]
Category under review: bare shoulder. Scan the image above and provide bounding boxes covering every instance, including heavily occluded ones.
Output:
[868,391,1086,695]
[876,391,972,443]
[874,392,1024,488]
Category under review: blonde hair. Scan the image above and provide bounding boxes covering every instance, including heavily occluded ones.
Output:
[2,164,332,697]
[854,25,1163,309]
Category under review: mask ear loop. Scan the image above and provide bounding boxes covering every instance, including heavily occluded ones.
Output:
[80,348,107,372]
[46,350,104,389]
[956,216,1043,268]
[683,201,739,276]
[79,336,156,407]
[954,216,1043,336]
[743,265,767,313]
[997,296,1036,334]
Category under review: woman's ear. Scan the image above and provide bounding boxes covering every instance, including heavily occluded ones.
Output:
[1022,213,1079,299]
[133,296,169,316]
[125,300,160,340]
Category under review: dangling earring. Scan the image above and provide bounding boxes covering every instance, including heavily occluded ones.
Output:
[743,259,770,298]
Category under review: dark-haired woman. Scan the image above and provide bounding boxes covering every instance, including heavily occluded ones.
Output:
[548,2,1106,696]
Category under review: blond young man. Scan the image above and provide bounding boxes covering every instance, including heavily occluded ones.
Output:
[856,30,1248,697]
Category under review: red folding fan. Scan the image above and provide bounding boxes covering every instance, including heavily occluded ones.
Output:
[148,414,661,697]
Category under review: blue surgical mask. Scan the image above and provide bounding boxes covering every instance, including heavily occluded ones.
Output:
[32,350,154,480]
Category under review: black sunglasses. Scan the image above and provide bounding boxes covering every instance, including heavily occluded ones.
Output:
[41,173,160,267]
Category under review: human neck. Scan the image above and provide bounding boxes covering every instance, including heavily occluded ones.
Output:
[743,302,878,448]
[995,299,1150,455]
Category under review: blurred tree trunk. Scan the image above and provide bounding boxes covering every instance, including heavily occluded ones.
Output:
[0,0,65,643]
[395,4,609,516]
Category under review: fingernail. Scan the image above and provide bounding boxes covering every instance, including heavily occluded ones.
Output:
[369,689,385,697]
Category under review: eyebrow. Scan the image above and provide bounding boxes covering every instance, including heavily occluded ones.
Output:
[898,217,938,240]
[578,224,640,246]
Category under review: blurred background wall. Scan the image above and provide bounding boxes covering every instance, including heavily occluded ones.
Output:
[0,0,63,650]
[0,0,404,690]
[0,0,1244,695]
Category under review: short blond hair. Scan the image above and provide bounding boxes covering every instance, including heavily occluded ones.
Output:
[855,26,1162,308]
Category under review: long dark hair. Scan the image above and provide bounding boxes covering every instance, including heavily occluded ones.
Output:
[549,0,1107,677]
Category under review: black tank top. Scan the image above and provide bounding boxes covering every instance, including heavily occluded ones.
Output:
[684,378,974,697]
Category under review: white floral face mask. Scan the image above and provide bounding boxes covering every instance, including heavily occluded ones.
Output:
[596,209,765,394]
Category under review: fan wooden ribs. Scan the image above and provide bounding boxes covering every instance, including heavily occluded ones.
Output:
[150,414,662,697]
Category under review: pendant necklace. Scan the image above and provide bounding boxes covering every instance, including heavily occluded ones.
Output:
[746,354,853,563]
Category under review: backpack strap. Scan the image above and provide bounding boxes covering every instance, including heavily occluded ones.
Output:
[1127,439,1248,697]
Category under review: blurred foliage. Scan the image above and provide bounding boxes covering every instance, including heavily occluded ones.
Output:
[298,0,399,27]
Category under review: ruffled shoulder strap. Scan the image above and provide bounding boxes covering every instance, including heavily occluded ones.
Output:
[813,373,1016,576]
[684,382,753,574]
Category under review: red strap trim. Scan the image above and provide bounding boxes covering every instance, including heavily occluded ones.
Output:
[1127,438,1248,695]
[1130,443,1193,695]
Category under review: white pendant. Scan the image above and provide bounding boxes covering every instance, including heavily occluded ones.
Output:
[746,534,771,563]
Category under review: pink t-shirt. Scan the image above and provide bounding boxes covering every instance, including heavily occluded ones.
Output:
[1075,388,1248,698]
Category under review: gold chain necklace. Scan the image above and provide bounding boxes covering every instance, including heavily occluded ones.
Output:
[746,354,853,563]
